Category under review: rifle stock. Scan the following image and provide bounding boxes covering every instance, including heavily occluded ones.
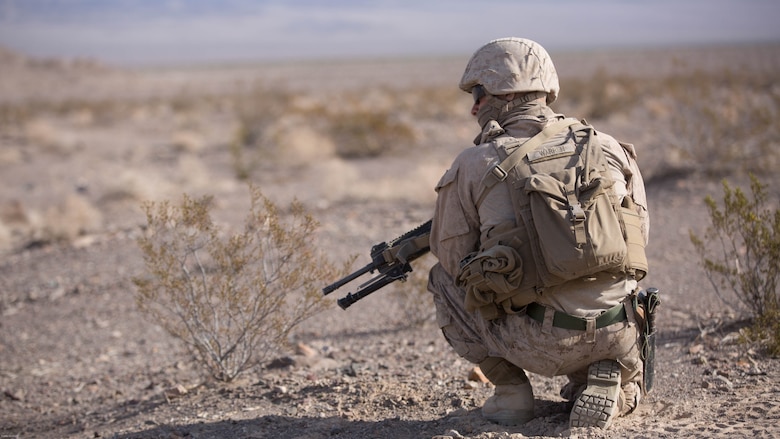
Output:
[323,219,432,309]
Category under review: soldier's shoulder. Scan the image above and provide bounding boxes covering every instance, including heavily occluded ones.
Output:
[585,124,618,144]
[591,128,637,159]
[454,141,499,164]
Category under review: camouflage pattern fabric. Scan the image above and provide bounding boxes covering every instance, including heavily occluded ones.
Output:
[459,37,561,104]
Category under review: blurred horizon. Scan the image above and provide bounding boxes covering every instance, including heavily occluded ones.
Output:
[1,0,779,67]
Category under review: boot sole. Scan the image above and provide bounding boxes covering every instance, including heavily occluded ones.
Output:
[569,360,621,429]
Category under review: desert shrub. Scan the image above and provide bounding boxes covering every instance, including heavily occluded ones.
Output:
[229,85,421,169]
[328,107,415,159]
[690,175,780,353]
[558,68,640,120]
[558,68,780,177]
[417,86,466,119]
[0,103,31,128]
[133,186,349,381]
[743,308,780,356]
[229,86,308,178]
[0,195,101,252]
[43,194,103,242]
[667,70,779,175]
[229,123,255,180]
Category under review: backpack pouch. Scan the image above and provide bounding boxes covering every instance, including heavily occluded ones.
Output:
[524,167,627,283]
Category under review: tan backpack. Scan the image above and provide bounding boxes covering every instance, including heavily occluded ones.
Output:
[458,118,648,319]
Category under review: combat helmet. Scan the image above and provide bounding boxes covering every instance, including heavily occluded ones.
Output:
[459,37,560,104]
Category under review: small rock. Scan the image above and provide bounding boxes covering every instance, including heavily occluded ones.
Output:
[274,385,288,395]
[432,429,464,439]
[463,381,478,390]
[689,344,704,355]
[164,384,188,400]
[267,356,296,369]
[720,332,740,345]
[3,389,24,401]
[296,342,317,357]
[713,375,733,391]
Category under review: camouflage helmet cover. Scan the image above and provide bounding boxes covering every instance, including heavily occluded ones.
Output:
[459,37,560,104]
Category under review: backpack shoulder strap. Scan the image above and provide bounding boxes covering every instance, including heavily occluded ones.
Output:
[476,118,580,207]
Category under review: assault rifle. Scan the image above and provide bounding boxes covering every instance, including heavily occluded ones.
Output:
[323,219,432,309]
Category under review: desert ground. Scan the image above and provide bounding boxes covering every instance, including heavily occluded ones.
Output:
[1,43,780,438]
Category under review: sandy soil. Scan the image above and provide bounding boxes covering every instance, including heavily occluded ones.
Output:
[1,44,779,439]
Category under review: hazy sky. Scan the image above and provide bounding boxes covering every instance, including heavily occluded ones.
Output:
[1,0,778,66]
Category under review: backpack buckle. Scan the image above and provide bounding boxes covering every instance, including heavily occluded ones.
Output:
[490,165,508,182]
[568,203,588,245]
[568,203,586,223]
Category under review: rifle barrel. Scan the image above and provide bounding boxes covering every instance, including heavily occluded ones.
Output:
[322,261,376,295]
[337,273,398,309]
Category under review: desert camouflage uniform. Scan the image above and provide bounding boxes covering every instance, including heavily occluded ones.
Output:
[427,56,650,412]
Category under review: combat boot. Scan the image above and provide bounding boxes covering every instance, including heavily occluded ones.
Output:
[482,381,535,426]
[569,359,622,429]
[478,357,534,425]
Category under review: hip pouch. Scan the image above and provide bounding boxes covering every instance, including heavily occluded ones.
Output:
[620,197,649,280]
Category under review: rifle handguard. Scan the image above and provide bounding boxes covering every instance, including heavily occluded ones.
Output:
[322,219,432,308]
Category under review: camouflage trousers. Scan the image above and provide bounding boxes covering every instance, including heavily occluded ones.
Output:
[427,263,643,394]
